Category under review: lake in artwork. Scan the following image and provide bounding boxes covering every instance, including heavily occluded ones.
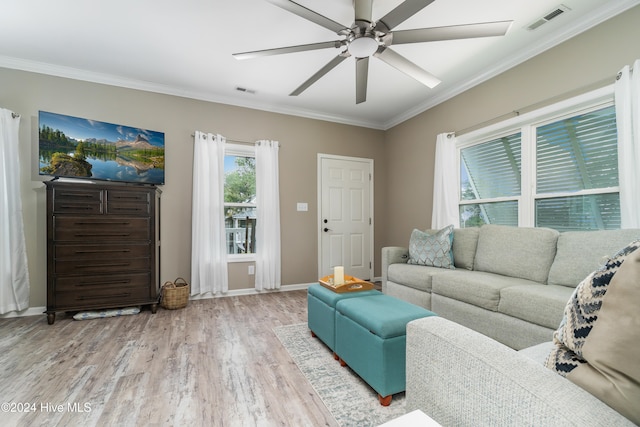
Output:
[38,111,165,185]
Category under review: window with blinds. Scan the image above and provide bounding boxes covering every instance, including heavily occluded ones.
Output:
[460,133,521,227]
[535,105,619,230]
[458,101,620,231]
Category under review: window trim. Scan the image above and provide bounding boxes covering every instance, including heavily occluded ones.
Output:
[456,85,618,229]
[224,143,256,262]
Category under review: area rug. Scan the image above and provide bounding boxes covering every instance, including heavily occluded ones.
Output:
[274,323,406,426]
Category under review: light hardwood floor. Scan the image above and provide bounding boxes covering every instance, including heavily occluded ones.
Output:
[0,290,338,427]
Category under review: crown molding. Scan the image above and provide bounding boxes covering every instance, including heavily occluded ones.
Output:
[0,56,384,130]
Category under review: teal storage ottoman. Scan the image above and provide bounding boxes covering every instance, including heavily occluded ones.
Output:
[307,283,381,354]
[335,294,435,405]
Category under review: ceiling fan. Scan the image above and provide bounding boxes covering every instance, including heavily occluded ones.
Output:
[233,0,513,104]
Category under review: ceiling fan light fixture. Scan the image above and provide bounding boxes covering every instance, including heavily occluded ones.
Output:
[348,36,379,58]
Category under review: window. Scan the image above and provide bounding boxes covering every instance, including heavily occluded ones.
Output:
[224,145,256,256]
[458,88,620,231]
[460,132,521,227]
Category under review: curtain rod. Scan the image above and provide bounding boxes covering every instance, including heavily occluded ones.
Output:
[191,133,254,145]
[453,75,615,137]
[190,134,279,146]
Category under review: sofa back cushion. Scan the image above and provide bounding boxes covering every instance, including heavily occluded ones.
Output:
[548,229,640,287]
[452,228,480,270]
[473,225,559,283]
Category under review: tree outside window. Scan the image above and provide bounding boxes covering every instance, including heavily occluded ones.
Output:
[224,153,256,255]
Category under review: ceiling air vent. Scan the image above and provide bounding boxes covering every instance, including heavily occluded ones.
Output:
[235,86,256,94]
[527,4,571,31]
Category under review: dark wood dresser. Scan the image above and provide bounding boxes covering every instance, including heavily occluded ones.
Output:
[45,180,161,324]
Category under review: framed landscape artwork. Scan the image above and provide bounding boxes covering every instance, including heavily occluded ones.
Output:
[38,111,165,185]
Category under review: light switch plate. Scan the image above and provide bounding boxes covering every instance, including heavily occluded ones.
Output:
[297,202,308,212]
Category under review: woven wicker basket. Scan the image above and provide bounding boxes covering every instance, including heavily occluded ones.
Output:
[160,277,190,309]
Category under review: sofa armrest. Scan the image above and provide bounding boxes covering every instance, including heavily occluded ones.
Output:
[406,317,634,427]
[381,246,408,293]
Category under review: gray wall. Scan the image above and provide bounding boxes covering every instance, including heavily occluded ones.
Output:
[1,4,639,310]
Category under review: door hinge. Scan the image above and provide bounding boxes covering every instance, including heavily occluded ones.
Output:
[369,218,372,225]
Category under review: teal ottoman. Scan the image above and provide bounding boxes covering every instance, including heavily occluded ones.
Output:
[335,294,436,405]
[307,283,381,356]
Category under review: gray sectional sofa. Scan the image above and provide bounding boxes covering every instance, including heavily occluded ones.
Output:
[382,224,639,350]
[405,316,637,426]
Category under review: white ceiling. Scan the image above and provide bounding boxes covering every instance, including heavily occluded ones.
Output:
[1,0,637,129]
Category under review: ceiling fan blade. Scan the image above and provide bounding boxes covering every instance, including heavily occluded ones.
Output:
[354,0,373,23]
[376,0,435,31]
[392,21,513,44]
[233,41,341,60]
[374,47,441,88]
[290,54,348,96]
[355,57,369,104]
[265,0,347,34]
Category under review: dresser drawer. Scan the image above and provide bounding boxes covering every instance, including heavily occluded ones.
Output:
[55,256,150,274]
[54,243,150,261]
[53,217,150,241]
[55,272,150,292]
[54,286,153,310]
[106,190,150,215]
[53,187,103,214]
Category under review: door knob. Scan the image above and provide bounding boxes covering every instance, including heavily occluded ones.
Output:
[324,227,331,232]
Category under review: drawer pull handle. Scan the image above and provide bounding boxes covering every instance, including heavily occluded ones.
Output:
[77,293,131,300]
[75,233,132,237]
[74,222,131,226]
[75,249,132,254]
[60,205,94,210]
[59,193,96,198]
[78,279,131,286]
[76,262,131,268]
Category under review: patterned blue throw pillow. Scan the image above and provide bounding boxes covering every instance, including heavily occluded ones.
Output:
[407,225,455,269]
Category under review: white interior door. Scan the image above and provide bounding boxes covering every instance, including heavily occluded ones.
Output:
[318,154,373,280]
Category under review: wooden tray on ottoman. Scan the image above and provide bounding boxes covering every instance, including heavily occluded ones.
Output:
[319,274,375,293]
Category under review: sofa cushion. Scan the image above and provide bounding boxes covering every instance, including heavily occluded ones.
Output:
[473,225,559,284]
[407,225,454,269]
[452,227,479,270]
[498,284,574,330]
[432,270,538,312]
[545,240,640,425]
[548,229,640,288]
[387,263,449,293]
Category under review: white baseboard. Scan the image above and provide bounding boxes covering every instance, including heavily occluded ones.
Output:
[3,283,315,318]
[189,282,314,300]
[1,306,46,318]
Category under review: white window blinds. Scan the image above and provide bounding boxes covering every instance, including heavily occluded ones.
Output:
[457,100,620,231]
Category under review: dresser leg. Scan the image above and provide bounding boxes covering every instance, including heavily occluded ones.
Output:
[150,303,158,314]
[46,312,55,325]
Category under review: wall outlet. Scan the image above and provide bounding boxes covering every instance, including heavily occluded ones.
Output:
[248,265,255,275]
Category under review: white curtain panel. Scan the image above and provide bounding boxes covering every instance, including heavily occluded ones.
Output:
[254,140,281,290]
[615,59,640,228]
[0,109,30,314]
[431,132,460,229]
[191,131,228,295]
